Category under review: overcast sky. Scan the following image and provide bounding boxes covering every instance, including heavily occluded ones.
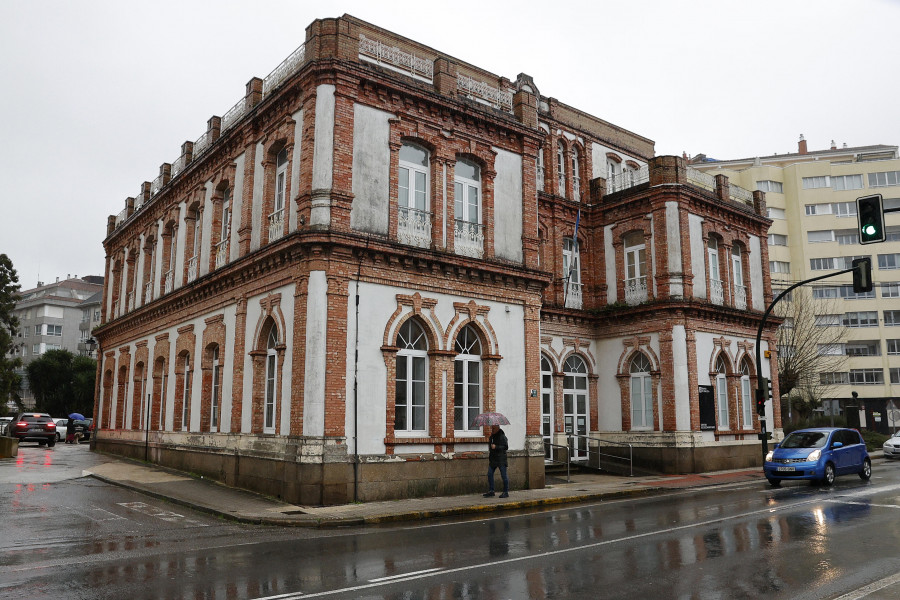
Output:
[2,0,898,291]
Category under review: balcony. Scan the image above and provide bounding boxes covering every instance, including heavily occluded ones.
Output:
[187,256,198,283]
[625,276,647,305]
[144,281,153,303]
[454,220,484,259]
[565,281,583,310]
[268,209,285,242]
[397,207,431,249]
[164,269,174,294]
[215,238,229,268]
[127,290,135,312]
[734,284,747,310]
[710,279,724,305]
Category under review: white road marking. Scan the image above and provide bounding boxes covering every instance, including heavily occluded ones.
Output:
[830,571,900,600]
[369,568,443,582]
[117,501,209,526]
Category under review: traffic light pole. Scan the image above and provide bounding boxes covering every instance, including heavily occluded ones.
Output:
[755,265,859,461]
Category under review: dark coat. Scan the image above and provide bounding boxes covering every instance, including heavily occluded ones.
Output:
[488,428,508,467]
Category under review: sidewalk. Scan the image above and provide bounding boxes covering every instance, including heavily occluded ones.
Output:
[84,456,776,528]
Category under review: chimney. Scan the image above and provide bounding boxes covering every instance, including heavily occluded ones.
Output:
[831,140,837,150]
[798,134,808,155]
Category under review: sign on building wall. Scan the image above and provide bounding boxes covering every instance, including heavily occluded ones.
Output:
[698,385,716,431]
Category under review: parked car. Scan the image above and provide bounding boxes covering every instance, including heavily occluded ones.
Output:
[71,418,93,441]
[6,413,57,447]
[0,416,12,436]
[53,419,68,442]
[764,427,871,486]
[883,431,900,459]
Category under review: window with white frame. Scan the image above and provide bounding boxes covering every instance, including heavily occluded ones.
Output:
[274,147,287,217]
[454,159,483,257]
[732,244,745,305]
[843,311,878,327]
[536,146,545,191]
[740,361,753,430]
[181,354,191,431]
[454,325,482,431]
[777,344,796,358]
[264,326,278,433]
[836,230,859,245]
[813,286,840,299]
[767,207,786,219]
[868,171,900,187]
[849,369,884,385]
[810,258,836,270]
[820,372,849,385]
[46,324,62,336]
[831,174,864,191]
[802,176,830,189]
[757,180,783,193]
[891,368,900,384]
[840,285,875,300]
[888,339,900,355]
[395,319,428,433]
[563,355,589,458]
[624,231,647,303]
[221,188,231,242]
[211,346,221,431]
[805,204,832,216]
[808,230,834,243]
[708,237,721,281]
[768,233,788,246]
[818,343,844,356]
[845,341,880,357]
[770,261,791,273]
[878,253,900,269]
[399,143,429,217]
[815,314,841,327]
[630,353,653,430]
[34,325,42,336]
[607,158,621,186]
[562,237,582,307]
[557,141,566,196]
[833,202,856,217]
[781,317,795,328]
[883,282,900,298]
[571,146,581,198]
[715,356,729,430]
[886,310,900,326]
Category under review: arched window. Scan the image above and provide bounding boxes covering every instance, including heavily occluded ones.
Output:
[740,361,752,430]
[540,355,554,459]
[164,224,177,294]
[732,244,746,309]
[708,237,723,305]
[454,325,482,431]
[630,353,653,430]
[264,326,278,433]
[395,319,428,433]
[188,205,201,283]
[607,157,621,182]
[181,353,191,431]
[564,355,589,459]
[211,345,221,431]
[536,146,545,192]
[398,143,431,248]
[557,141,566,196]
[216,188,231,269]
[571,146,581,198]
[715,355,729,430]
[563,237,582,309]
[270,148,288,241]
[624,231,647,304]
[454,159,483,258]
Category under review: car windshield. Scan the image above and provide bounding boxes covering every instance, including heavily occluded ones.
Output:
[781,431,828,449]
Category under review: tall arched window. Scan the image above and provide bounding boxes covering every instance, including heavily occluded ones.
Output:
[181,353,191,431]
[264,326,278,433]
[630,353,653,430]
[740,360,752,430]
[398,143,431,248]
[188,206,201,283]
[211,345,221,431]
[564,355,589,459]
[708,237,723,305]
[270,148,288,241]
[624,231,647,304]
[216,188,231,268]
[563,237,582,309]
[540,355,554,459]
[454,325,482,431]
[557,141,566,196]
[732,244,746,309]
[715,355,729,430]
[607,157,621,183]
[454,159,483,258]
[571,146,581,198]
[395,319,428,433]
[536,146,545,192]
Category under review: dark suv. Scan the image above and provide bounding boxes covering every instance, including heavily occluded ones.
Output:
[7,413,57,447]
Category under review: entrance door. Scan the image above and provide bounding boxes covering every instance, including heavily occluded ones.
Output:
[541,356,554,461]
[564,355,589,460]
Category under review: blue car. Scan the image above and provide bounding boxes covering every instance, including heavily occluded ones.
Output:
[764,427,871,486]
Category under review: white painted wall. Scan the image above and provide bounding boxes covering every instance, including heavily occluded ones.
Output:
[590,142,648,179]
[604,224,617,304]
[688,214,706,299]
[311,84,335,227]
[251,141,264,252]
[666,201,684,299]
[230,153,245,262]
[289,109,303,232]
[492,147,523,263]
[199,182,213,279]
[671,325,691,430]
[350,103,392,235]
[749,234,764,311]
[304,271,328,436]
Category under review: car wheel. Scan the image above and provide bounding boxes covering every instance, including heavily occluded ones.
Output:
[55,433,60,442]
[767,478,782,487]
[47,439,55,448]
[822,463,836,486]
[859,458,872,480]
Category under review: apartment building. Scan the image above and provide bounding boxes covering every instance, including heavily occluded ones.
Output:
[9,276,104,408]
[693,137,900,432]
[94,14,778,505]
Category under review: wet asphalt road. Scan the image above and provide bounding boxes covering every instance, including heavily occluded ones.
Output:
[3,443,900,599]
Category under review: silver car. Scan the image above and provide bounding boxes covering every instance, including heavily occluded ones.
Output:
[883,431,900,459]
[53,419,69,442]
[0,417,11,436]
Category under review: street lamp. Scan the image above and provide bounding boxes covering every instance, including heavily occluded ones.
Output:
[85,338,97,357]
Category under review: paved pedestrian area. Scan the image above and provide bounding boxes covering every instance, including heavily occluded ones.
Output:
[84,456,769,528]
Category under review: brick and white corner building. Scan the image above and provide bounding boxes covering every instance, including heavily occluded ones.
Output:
[94,15,781,505]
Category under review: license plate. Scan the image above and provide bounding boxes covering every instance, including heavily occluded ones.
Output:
[776,466,795,472]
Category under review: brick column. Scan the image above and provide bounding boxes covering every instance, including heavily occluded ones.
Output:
[230,297,247,432]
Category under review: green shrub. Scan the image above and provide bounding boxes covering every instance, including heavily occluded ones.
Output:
[861,430,889,452]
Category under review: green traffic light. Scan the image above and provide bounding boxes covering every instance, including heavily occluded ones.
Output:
[863,224,877,236]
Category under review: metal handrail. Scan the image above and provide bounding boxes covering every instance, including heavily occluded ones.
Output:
[543,442,571,483]
[567,433,634,477]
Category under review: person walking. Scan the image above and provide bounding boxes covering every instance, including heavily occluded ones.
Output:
[483,424,509,498]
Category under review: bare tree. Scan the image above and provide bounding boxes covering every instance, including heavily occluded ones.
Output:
[774,286,847,424]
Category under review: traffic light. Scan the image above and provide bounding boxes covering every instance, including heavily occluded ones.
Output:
[852,257,873,293]
[756,378,769,415]
[857,194,885,244]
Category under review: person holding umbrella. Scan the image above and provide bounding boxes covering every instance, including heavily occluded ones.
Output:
[472,412,510,498]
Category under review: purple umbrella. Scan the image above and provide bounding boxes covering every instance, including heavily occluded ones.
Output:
[470,412,510,428]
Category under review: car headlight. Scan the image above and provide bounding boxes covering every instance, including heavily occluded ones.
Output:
[765,451,774,462]
[808,449,821,462]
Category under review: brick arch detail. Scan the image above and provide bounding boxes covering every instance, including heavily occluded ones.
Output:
[200,315,227,432]
[151,334,171,431]
[172,326,196,431]
[130,342,149,430]
[615,337,662,432]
